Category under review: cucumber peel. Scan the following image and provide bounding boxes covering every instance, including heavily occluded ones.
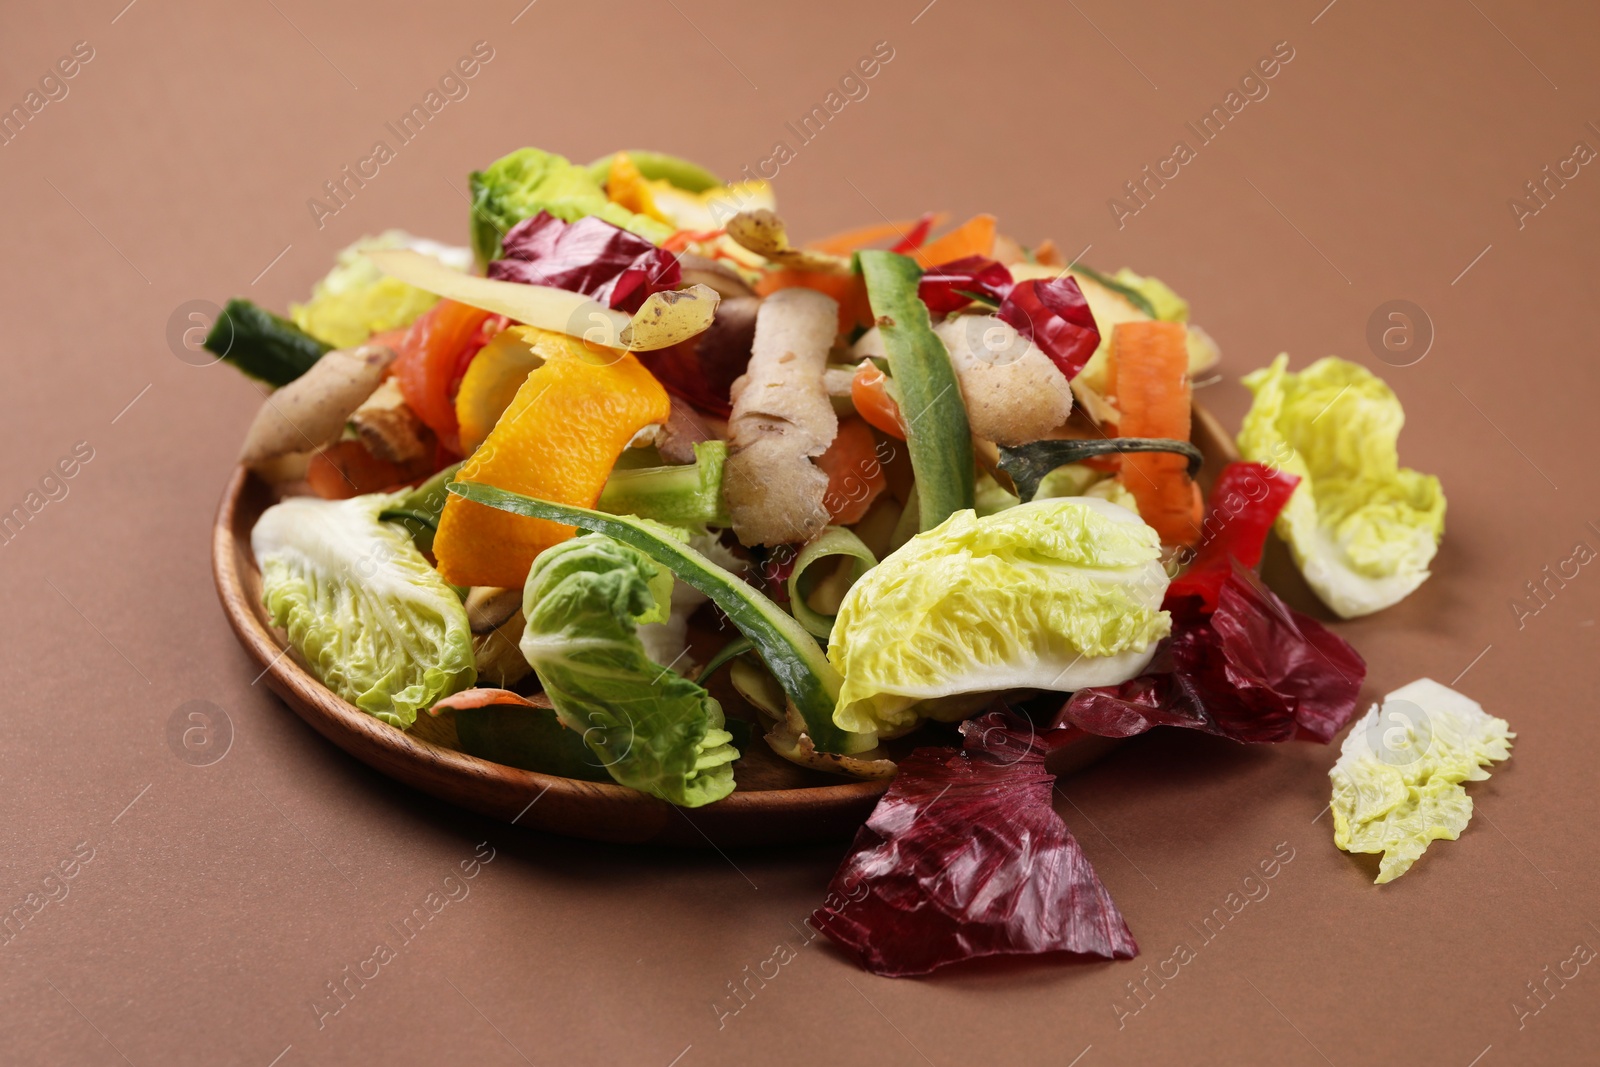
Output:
[1066,262,1158,318]
[786,527,877,639]
[447,481,864,754]
[204,298,331,386]
[857,250,976,531]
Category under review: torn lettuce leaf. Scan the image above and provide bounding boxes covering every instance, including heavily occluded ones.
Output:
[252,494,476,727]
[290,231,463,348]
[519,532,737,807]
[468,147,672,265]
[828,497,1171,739]
[1238,355,1446,619]
[1330,678,1513,883]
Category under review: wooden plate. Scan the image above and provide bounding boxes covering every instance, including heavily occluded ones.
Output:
[212,403,1239,847]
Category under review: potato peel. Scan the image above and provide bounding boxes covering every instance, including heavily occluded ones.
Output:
[617,284,721,351]
[726,209,852,274]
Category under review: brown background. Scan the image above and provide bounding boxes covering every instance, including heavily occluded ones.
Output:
[3,0,1597,1064]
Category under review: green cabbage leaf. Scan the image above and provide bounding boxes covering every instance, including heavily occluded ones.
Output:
[251,493,476,727]
[1238,355,1446,619]
[828,497,1172,739]
[1330,678,1513,883]
[519,533,737,807]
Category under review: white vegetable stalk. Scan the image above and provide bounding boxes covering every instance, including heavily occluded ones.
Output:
[364,248,719,353]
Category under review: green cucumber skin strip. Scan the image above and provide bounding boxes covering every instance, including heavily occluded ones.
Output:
[857,251,976,532]
[204,298,330,386]
[696,636,753,682]
[446,482,853,753]
[786,526,877,639]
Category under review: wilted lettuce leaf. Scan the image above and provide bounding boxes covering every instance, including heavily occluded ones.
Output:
[290,231,460,348]
[813,711,1138,976]
[519,533,737,807]
[1331,678,1512,883]
[828,497,1171,740]
[468,147,672,265]
[1058,565,1365,744]
[252,494,476,727]
[1238,355,1446,619]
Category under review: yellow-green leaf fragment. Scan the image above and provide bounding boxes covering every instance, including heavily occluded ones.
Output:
[1329,678,1513,883]
[1237,355,1446,619]
[291,231,456,348]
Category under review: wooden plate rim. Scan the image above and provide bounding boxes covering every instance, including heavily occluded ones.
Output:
[211,400,1237,843]
[212,467,890,843]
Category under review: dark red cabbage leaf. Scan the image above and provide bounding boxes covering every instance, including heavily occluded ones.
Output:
[916,256,1100,379]
[633,294,756,419]
[1057,565,1366,744]
[1057,459,1360,743]
[1165,462,1301,612]
[813,712,1138,977]
[636,341,736,418]
[487,211,681,314]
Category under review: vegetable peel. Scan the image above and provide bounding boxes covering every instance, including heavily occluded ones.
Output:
[446,482,871,755]
[365,248,718,353]
[724,287,840,546]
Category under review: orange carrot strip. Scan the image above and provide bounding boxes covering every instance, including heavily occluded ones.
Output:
[1111,321,1202,547]
[807,214,950,256]
[1033,239,1066,267]
[661,228,725,252]
[912,213,996,268]
[849,361,907,440]
[816,417,888,525]
[306,441,415,500]
[754,269,869,333]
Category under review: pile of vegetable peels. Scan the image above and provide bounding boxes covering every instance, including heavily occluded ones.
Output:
[215,146,1498,979]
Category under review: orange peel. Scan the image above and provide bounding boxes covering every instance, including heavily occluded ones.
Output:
[455,325,609,454]
[433,347,669,588]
